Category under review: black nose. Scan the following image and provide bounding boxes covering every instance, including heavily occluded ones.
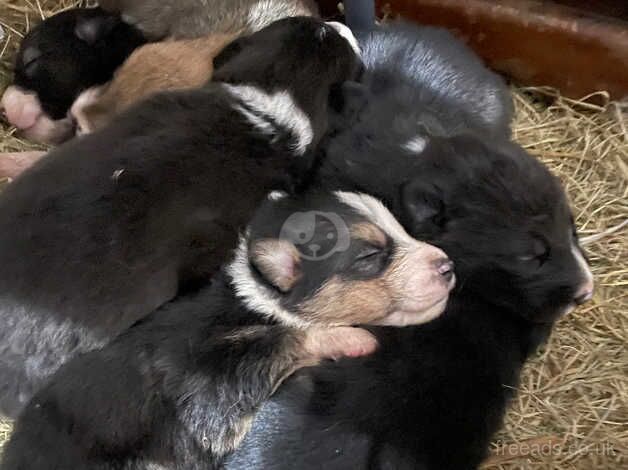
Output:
[435,258,455,283]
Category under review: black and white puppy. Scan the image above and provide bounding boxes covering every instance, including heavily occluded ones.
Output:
[225,104,594,470]
[0,18,360,418]
[1,7,146,144]
[337,19,513,138]
[2,191,455,470]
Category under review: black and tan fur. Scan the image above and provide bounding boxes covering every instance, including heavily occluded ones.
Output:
[2,191,454,469]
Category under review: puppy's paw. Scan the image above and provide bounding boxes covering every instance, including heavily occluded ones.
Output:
[1,86,43,130]
[302,326,378,362]
[0,151,47,180]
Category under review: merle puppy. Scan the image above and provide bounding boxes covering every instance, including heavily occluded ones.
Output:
[1,7,146,144]
[2,191,455,469]
[0,18,360,418]
[336,19,513,139]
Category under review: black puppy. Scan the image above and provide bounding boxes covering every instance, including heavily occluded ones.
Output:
[0,18,360,418]
[1,7,146,144]
[225,88,594,470]
[337,20,513,139]
[2,191,455,469]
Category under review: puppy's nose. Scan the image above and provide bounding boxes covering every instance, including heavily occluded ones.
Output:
[574,279,594,305]
[574,289,593,305]
[434,258,454,283]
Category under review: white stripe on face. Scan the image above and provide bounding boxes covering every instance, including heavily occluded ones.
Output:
[326,21,361,55]
[571,241,594,299]
[333,191,416,247]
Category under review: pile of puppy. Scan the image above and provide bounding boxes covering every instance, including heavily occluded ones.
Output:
[0,1,595,469]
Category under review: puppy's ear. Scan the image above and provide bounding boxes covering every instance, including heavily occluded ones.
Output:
[401,179,446,237]
[250,239,302,293]
[75,14,118,45]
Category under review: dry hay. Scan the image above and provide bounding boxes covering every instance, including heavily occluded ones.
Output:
[0,1,626,468]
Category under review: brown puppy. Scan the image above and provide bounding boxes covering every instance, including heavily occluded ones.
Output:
[100,0,319,39]
[72,32,238,134]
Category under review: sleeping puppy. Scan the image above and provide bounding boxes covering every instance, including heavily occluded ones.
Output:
[1,191,455,470]
[70,16,359,135]
[100,0,319,40]
[339,20,513,138]
[0,7,145,144]
[0,18,360,419]
[71,32,238,134]
[225,103,595,469]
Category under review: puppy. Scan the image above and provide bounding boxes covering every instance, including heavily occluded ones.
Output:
[71,32,238,134]
[0,18,360,418]
[339,20,514,138]
[1,7,145,144]
[100,0,319,39]
[1,191,454,469]
[225,100,595,469]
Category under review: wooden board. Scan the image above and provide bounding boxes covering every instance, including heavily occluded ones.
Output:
[316,0,628,99]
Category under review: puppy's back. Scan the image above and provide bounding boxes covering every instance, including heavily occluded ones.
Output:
[359,22,513,137]
[101,0,319,39]
[75,32,238,132]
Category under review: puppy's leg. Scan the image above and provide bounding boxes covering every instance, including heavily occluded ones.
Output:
[182,326,377,460]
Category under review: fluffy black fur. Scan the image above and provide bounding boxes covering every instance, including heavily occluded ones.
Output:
[342,21,514,139]
[0,17,360,418]
[2,275,284,470]
[13,7,146,120]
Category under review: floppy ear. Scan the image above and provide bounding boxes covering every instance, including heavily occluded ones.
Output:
[75,14,118,45]
[401,179,446,237]
[250,239,302,293]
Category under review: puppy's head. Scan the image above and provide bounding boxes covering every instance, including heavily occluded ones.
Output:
[228,192,455,329]
[11,7,144,121]
[321,98,593,323]
[401,138,593,323]
[213,17,361,98]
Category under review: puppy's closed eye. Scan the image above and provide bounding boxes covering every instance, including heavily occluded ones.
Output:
[517,238,549,268]
[349,244,390,277]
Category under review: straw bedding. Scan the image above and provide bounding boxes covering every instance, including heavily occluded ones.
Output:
[0,1,626,468]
